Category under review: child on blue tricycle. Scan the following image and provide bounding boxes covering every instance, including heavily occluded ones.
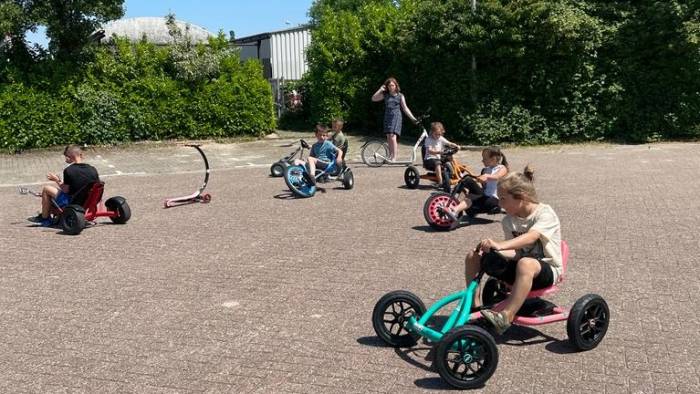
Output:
[283,125,354,198]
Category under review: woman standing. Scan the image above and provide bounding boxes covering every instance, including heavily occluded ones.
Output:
[372,77,418,162]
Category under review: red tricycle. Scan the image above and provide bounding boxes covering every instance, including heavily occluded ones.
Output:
[21,181,131,235]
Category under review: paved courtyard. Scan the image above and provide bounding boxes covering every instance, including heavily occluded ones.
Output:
[1,136,699,393]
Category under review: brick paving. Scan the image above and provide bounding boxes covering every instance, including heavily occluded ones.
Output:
[1,139,699,393]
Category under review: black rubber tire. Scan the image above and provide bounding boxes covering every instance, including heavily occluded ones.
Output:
[105,196,131,224]
[404,166,420,189]
[60,206,86,235]
[567,294,609,351]
[270,162,286,177]
[435,325,499,389]
[342,169,354,190]
[361,140,389,167]
[372,290,426,347]
[480,277,509,307]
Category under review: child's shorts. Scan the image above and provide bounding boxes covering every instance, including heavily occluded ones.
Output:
[482,251,555,290]
[423,158,440,171]
[314,160,330,170]
[467,195,500,215]
[55,191,71,208]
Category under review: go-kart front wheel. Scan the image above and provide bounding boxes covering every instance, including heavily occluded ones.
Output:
[404,166,420,189]
[105,196,131,224]
[270,161,286,177]
[361,140,389,167]
[60,205,86,235]
[435,325,499,389]
[423,192,459,230]
[567,294,609,351]
[372,290,426,347]
[284,165,316,198]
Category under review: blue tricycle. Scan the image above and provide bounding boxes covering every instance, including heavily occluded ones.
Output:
[283,151,354,198]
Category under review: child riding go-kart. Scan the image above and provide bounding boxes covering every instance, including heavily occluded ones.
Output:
[404,144,475,193]
[283,150,354,198]
[372,242,609,389]
[21,181,130,235]
[423,172,504,231]
[270,139,310,177]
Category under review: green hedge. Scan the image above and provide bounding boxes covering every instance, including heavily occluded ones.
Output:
[0,35,275,152]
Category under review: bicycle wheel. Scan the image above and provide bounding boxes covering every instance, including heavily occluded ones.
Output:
[361,140,389,167]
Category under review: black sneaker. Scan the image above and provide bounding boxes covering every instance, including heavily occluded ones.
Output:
[27,214,44,223]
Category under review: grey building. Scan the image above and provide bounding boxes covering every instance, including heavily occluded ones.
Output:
[234,26,312,116]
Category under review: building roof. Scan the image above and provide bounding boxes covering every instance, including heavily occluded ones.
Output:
[233,25,310,45]
[99,17,215,45]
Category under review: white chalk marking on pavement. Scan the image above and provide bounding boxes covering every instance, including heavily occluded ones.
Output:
[222,301,240,308]
[107,164,115,168]
[310,314,322,319]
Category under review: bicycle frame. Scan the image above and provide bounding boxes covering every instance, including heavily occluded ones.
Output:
[365,129,428,166]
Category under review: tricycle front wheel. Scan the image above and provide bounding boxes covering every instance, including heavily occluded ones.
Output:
[372,290,426,347]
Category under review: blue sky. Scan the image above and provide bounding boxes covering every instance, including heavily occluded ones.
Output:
[27,0,314,47]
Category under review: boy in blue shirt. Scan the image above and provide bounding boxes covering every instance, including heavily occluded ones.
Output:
[293,124,343,186]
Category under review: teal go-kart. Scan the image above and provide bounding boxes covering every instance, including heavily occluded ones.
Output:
[283,155,354,198]
[371,242,609,389]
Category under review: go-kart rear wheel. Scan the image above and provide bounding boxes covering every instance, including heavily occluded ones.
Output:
[479,277,509,307]
[372,290,426,347]
[404,166,420,189]
[342,169,354,189]
[361,140,388,167]
[105,196,131,224]
[435,325,499,389]
[270,161,286,177]
[284,164,316,198]
[567,294,609,351]
[423,192,459,230]
[60,206,86,235]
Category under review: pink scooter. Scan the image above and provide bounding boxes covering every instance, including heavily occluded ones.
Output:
[163,144,212,208]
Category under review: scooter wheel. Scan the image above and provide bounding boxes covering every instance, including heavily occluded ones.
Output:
[201,193,212,203]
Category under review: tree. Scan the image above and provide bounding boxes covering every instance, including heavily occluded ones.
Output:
[34,0,124,61]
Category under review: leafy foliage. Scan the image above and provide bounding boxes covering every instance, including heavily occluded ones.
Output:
[304,0,700,143]
[0,15,275,152]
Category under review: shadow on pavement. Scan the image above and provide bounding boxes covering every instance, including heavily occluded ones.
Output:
[414,376,482,391]
[356,336,390,348]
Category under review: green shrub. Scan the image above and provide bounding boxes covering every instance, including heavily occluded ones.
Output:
[0,30,275,152]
